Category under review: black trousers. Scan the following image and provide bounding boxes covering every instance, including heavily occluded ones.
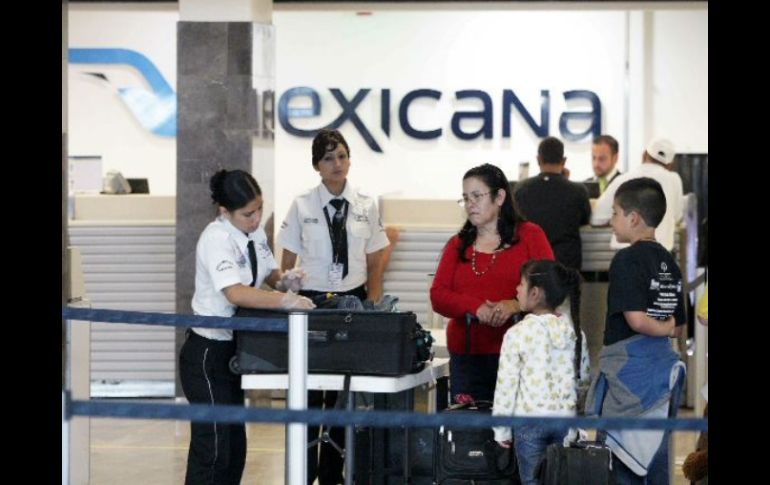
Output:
[300,285,367,485]
[179,330,246,485]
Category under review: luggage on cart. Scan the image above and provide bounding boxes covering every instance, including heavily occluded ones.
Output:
[434,401,519,484]
[230,308,432,376]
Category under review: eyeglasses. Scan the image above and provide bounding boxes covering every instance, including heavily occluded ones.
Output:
[457,191,492,206]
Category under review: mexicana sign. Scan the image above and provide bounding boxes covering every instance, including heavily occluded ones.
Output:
[278,87,601,153]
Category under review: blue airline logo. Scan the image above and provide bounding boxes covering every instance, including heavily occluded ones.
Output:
[69,48,177,137]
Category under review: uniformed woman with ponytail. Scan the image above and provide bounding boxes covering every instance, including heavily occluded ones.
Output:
[179,169,314,485]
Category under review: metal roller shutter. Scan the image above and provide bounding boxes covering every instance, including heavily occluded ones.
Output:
[69,223,176,395]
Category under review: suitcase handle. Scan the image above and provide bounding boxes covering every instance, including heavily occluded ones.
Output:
[464,311,520,354]
[465,313,477,354]
[571,440,609,450]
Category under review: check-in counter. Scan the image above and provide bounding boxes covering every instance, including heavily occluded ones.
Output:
[68,194,176,395]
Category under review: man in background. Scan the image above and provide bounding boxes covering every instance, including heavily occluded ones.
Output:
[586,135,622,194]
[591,137,684,252]
[514,136,591,271]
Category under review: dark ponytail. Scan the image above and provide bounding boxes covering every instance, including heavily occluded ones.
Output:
[209,169,261,211]
[560,266,583,376]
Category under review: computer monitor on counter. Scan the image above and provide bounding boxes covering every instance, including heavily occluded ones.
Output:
[127,178,150,194]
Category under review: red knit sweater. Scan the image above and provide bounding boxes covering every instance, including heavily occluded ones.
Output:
[430,222,554,354]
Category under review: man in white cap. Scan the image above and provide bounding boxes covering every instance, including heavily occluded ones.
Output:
[591,137,684,251]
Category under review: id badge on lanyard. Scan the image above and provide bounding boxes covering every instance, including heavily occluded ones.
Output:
[323,198,348,288]
[328,262,344,287]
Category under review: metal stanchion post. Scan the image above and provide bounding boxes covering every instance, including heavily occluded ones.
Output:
[345,393,354,485]
[286,312,308,485]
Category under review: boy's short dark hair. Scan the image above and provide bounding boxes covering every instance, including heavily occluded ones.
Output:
[614,177,667,228]
[312,129,350,167]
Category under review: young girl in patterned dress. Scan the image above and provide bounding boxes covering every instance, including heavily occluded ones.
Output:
[492,259,590,485]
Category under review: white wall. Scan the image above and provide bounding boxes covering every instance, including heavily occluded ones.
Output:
[66,3,708,219]
[272,9,629,225]
[652,10,708,153]
[68,3,178,195]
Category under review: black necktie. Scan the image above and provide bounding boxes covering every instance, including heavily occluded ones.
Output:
[246,240,258,287]
[328,198,348,278]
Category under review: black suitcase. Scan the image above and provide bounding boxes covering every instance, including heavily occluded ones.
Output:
[355,380,450,485]
[230,308,426,376]
[538,441,615,484]
[355,425,435,485]
[435,401,519,484]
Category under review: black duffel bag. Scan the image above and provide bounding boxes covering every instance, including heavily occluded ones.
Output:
[435,400,519,484]
[537,440,615,485]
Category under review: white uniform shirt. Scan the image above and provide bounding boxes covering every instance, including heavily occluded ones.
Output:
[278,182,390,292]
[590,163,684,251]
[191,217,278,341]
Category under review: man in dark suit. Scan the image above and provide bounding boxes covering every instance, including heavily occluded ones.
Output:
[585,134,621,194]
[514,136,591,271]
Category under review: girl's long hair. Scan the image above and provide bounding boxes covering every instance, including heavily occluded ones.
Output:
[520,259,583,374]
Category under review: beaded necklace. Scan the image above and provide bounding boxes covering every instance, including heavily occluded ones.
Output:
[471,236,502,277]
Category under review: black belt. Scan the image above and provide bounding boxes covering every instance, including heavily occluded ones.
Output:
[185,328,234,344]
[299,284,367,300]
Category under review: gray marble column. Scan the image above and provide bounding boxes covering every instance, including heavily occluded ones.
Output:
[175,21,267,395]
[176,20,256,311]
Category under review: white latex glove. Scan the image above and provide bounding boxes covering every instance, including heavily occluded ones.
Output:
[276,268,307,293]
[280,290,315,310]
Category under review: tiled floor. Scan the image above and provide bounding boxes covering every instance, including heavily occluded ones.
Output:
[89,416,284,485]
[82,399,702,484]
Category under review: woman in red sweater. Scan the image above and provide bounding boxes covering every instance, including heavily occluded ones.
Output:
[430,163,554,403]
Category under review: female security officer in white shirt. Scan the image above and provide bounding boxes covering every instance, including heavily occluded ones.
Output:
[179,169,314,485]
[278,129,389,485]
[278,129,390,302]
